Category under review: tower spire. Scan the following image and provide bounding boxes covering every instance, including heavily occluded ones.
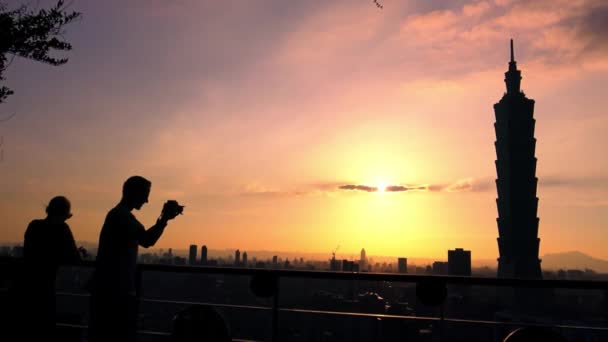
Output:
[505,39,521,94]
[510,39,514,63]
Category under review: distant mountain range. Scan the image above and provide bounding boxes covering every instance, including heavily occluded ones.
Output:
[541,251,608,273]
[468,251,608,273]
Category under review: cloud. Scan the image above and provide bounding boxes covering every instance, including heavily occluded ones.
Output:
[385,185,428,192]
[240,183,308,198]
[308,182,347,191]
[241,190,308,198]
[445,178,475,192]
[395,0,608,75]
[436,175,608,193]
[237,174,605,198]
[385,185,408,192]
[541,175,608,189]
[439,177,495,192]
[427,184,446,192]
[339,184,378,192]
[337,180,488,193]
[242,182,432,195]
[338,184,431,193]
[571,200,608,208]
[575,1,608,56]
[462,1,492,17]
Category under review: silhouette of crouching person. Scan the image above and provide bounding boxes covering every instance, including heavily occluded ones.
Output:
[11,196,82,340]
[89,176,180,341]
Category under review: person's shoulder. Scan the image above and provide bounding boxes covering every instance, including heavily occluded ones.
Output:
[106,204,134,222]
[24,219,46,239]
[108,204,127,216]
[57,221,72,232]
[26,219,45,231]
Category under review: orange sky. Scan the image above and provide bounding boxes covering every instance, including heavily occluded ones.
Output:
[1,0,607,261]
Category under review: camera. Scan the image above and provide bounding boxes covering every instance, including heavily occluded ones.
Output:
[163,200,185,217]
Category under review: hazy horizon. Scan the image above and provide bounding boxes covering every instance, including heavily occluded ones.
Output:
[1,0,607,261]
[2,239,607,269]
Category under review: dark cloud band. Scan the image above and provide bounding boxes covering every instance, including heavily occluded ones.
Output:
[339,184,378,192]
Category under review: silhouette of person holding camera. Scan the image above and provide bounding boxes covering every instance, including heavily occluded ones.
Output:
[13,196,82,339]
[89,175,182,341]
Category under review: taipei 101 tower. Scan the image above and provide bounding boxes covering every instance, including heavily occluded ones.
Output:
[494,40,542,279]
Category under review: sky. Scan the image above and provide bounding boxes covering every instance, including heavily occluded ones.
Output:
[1,0,607,261]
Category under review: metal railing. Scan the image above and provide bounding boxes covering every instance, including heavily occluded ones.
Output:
[2,257,607,341]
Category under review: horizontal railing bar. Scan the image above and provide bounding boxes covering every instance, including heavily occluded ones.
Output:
[54,292,273,311]
[129,263,608,290]
[281,307,440,321]
[141,297,272,311]
[54,306,608,334]
[52,291,608,331]
[279,307,608,331]
[55,323,261,341]
[56,322,170,336]
[2,257,607,290]
[56,292,89,297]
[444,317,608,331]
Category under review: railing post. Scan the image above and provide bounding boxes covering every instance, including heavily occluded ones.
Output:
[439,302,445,342]
[135,266,143,334]
[604,288,608,323]
[271,276,280,342]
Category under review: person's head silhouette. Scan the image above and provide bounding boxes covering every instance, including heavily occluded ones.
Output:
[46,196,72,222]
[122,176,151,210]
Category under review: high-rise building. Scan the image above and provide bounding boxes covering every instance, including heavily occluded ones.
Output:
[330,254,340,271]
[272,255,278,268]
[432,261,449,275]
[242,251,248,267]
[161,248,174,265]
[448,248,471,276]
[360,248,367,271]
[342,259,351,272]
[342,260,358,272]
[397,258,408,274]
[415,266,426,274]
[235,249,241,266]
[200,245,208,265]
[494,40,542,279]
[188,244,197,265]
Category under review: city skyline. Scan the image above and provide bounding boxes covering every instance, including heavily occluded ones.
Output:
[1,0,607,261]
[2,3,607,341]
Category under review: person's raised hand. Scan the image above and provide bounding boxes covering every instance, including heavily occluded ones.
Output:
[161,200,184,222]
